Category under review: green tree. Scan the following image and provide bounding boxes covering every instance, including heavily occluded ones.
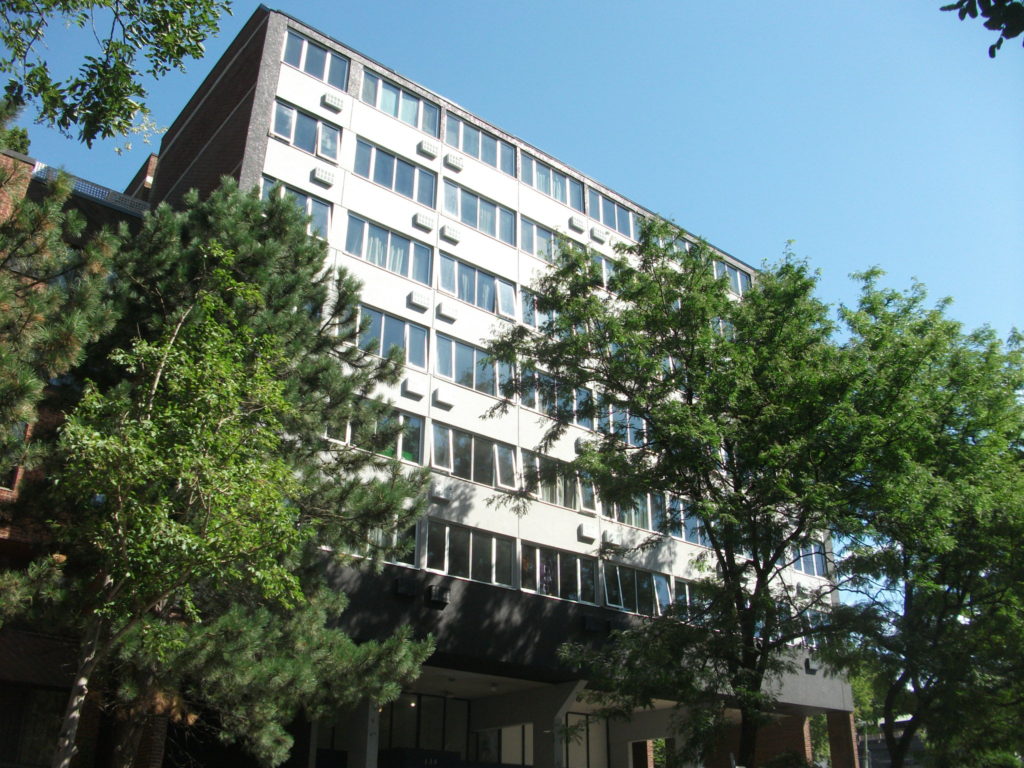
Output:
[830,278,1024,768]
[0,117,115,476]
[489,221,861,766]
[0,0,229,145]
[941,0,1024,57]
[11,181,432,767]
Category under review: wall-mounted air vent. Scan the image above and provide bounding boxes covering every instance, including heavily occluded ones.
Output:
[321,92,344,112]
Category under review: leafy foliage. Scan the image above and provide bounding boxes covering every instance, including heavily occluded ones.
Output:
[941,0,1024,57]
[490,221,861,766]
[0,0,229,144]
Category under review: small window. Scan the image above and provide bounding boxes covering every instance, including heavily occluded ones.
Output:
[272,101,340,161]
[345,214,432,286]
[431,424,516,489]
[442,181,515,245]
[355,139,436,207]
[445,114,516,176]
[283,31,349,90]
[358,305,428,369]
[361,70,439,136]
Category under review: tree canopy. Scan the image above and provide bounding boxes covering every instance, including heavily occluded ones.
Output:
[0,0,230,145]
[941,0,1024,56]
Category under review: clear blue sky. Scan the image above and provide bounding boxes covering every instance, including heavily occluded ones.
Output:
[17,1,1023,339]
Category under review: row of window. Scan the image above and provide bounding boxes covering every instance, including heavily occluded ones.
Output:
[282,32,642,238]
[273,100,340,161]
[261,176,330,237]
[443,180,517,245]
[355,139,437,207]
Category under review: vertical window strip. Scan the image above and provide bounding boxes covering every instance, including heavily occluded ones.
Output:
[444,113,516,176]
[361,70,440,136]
[355,139,437,207]
[283,30,349,89]
[344,213,433,285]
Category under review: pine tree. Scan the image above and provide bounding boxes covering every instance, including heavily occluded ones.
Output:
[34,181,431,768]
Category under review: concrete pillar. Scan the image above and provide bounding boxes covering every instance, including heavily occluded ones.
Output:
[753,714,812,766]
[826,711,859,768]
[345,700,381,768]
[472,680,586,768]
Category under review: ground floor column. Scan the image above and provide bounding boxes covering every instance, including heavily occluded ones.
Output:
[827,711,859,768]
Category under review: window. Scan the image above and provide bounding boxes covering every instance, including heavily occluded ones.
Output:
[520,154,584,212]
[587,188,638,239]
[361,70,440,136]
[435,334,513,397]
[793,541,828,577]
[261,176,330,237]
[521,291,557,331]
[520,217,556,262]
[519,371,592,430]
[521,451,597,512]
[442,181,516,245]
[444,114,515,175]
[683,503,711,547]
[438,254,516,318]
[426,520,515,586]
[345,214,432,285]
[373,411,425,464]
[283,31,349,89]
[521,544,597,604]
[432,424,516,489]
[604,564,671,616]
[591,253,617,289]
[355,139,436,207]
[674,578,710,621]
[715,260,753,296]
[358,306,428,369]
[272,101,340,160]
[597,402,645,447]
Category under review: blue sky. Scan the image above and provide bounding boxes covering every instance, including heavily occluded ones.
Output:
[16,1,1023,339]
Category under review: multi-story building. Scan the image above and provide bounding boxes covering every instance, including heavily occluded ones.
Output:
[127,7,857,768]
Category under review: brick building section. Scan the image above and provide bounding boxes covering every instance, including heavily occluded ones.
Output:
[148,11,269,207]
[708,714,811,768]
[827,711,859,768]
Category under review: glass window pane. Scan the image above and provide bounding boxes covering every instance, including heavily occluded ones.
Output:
[605,566,622,606]
[494,538,514,586]
[449,527,470,577]
[497,280,515,318]
[500,142,515,175]
[473,438,495,485]
[433,426,451,469]
[496,444,515,488]
[580,559,596,603]
[426,520,446,570]
[499,208,515,245]
[417,169,436,207]
[273,102,293,138]
[471,532,492,582]
[538,548,557,595]
[602,197,616,227]
[394,159,415,198]
[284,32,303,67]
[407,324,426,368]
[440,254,456,293]
[422,102,440,136]
[303,43,327,79]
[521,545,537,590]
[620,568,638,612]
[373,149,395,188]
[344,215,364,256]
[521,220,534,255]
[445,114,460,146]
[481,134,498,166]
[319,124,339,159]
[328,53,348,89]
[412,243,432,285]
[294,112,317,153]
[536,163,551,195]
[475,352,495,395]
[382,316,406,359]
[463,124,481,157]
[454,342,475,388]
[479,199,497,237]
[310,199,329,237]
[381,81,400,116]
[361,71,379,104]
[355,140,372,178]
[367,224,388,266]
[457,262,476,304]
[617,204,631,235]
[452,430,473,479]
[459,188,477,227]
[399,90,419,125]
[654,574,672,614]
[436,335,453,378]
[536,227,552,262]
[388,234,410,275]
[521,154,534,185]
[552,172,567,203]
[588,187,600,218]
[360,307,382,353]
[402,415,422,463]
[559,553,578,601]
[637,573,656,616]
[444,181,459,216]
[569,179,584,212]
[476,273,496,312]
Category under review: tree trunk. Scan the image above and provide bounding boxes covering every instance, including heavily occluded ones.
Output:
[736,711,759,768]
[112,715,148,768]
[51,619,103,768]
